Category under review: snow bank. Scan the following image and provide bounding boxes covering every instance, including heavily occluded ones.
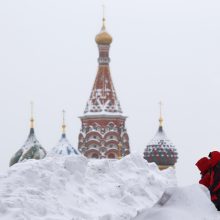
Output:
[135,184,220,220]
[0,154,176,220]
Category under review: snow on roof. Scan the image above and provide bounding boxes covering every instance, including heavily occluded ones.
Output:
[84,66,123,116]
[9,128,46,167]
[22,128,40,148]
[1,153,176,219]
[144,126,178,166]
[147,126,172,146]
[80,112,127,119]
[49,134,79,156]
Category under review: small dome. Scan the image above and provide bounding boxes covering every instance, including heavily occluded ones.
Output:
[95,19,112,45]
[49,134,79,156]
[10,128,47,166]
[49,110,79,156]
[144,126,178,168]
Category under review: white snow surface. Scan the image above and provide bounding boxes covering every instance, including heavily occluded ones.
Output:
[1,154,219,220]
[135,184,220,220]
[0,154,176,220]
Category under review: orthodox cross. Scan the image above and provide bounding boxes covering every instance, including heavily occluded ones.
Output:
[62,110,66,134]
[159,101,163,126]
[30,101,34,128]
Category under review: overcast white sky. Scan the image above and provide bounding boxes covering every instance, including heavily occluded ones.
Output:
[0,0,220,186]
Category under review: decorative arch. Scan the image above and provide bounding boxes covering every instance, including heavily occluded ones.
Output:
[85,140,100,148]
[104,131,119,140]
[85,149,101,159]
[105,149,118,159]
[105,140,118,146]
[85,131,102,140]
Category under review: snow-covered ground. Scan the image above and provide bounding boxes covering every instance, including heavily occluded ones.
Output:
[0,154,219,220]
[135,184,220,220]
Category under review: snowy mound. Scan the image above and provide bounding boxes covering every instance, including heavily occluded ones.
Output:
[0,154,176,220]
[135,184,220,220]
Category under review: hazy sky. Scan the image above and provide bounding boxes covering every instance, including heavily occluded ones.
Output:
[0,0,220,186]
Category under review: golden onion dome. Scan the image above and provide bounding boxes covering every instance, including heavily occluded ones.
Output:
[95,18,112,45]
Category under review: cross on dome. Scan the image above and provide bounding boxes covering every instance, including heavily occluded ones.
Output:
[95,7,112,45]
[30,101,34,129]
[159,101,164,127]
[62,110,66,135]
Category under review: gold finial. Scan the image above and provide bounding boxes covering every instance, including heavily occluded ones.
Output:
[102,4,106,30]
[30,101,34,128]
[62,110,66,134]
[118,142,122,159]
[95,4,112,45]
[159,101,164,127]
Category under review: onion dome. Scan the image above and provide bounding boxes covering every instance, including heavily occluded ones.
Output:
[9,103,47,167]
[95,18,112,45]
[144,103,178,170]
[49,111,78,156]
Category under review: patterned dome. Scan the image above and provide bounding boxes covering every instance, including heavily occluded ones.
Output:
[49,133,78,156]
[10,128,47,167]
[144,125,178,167]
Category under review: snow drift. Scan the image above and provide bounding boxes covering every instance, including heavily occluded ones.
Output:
[135,184,220,220]
[0,154,176,220]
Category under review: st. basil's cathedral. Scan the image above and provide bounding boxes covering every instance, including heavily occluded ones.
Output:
[9,15,178,170]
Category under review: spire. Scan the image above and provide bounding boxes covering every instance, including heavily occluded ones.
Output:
[84,9,121,115]
[78,7,130,160]
[30,101,34,128]
[102,4,106,30]
[29,101,35,135]
[159,101,164,127]
[62,110,66,137]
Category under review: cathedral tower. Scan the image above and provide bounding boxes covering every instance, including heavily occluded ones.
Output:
[78,16,130,159]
